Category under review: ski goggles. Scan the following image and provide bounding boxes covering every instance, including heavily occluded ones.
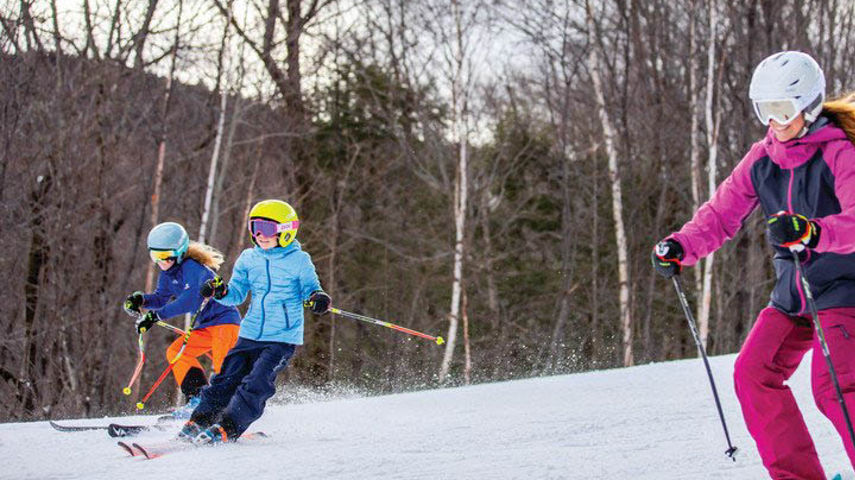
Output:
[753,98,801,126]
[149,249,179,263]
[248,219,300,238]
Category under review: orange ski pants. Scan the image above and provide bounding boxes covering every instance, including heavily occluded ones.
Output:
[166,324,240,386]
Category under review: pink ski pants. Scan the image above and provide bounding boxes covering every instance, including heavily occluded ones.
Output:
[734,306,855,479]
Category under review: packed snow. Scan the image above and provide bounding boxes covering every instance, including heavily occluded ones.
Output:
[1,353,851,479]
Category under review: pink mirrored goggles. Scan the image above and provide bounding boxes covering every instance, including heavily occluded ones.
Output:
[248,219,299,238]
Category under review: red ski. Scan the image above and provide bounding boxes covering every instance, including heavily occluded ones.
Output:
[119,432,269,459]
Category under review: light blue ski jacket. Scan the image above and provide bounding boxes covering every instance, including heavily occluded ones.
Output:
[215,240,322,344]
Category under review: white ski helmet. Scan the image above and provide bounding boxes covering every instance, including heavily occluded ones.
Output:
[749,51,825,126]
[147,222,190,263]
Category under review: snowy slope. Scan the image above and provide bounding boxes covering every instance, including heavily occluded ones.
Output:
[1,353,851,480]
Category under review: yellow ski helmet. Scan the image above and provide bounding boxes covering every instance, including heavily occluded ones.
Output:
[248,199,300,248]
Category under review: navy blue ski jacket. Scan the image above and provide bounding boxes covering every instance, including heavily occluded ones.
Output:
[143,258,241,328]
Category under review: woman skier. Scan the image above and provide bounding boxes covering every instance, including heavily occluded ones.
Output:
[652,51,855,478]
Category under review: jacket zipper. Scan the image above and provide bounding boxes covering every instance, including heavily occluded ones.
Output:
[787,168,808,315]
[257,258,271,339]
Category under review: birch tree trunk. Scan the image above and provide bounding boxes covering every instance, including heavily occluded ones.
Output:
[144,0,184,293]
[698,0,719,348]
[439,0,469,382]
[198,92,228,244]
[586,0,633,367]
[688,2,702,214]
[688,0,704,302]
[212,4,250,244]
[462,287,471,385]
[199,2,234,245]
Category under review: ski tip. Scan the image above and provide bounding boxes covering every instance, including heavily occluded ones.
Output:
[132,443,156,459]
[240,431,268,440]
[117,441,136,457]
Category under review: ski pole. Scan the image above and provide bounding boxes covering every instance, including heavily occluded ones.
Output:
[135,297,211,410]
[122,315,215,396]
[791,248,855,449]
[329,307,445,345]
[156,321,214,360]
[671,276,738,460]
[122,333,146,395]
[155,320,189,335]
[122,309,150,395]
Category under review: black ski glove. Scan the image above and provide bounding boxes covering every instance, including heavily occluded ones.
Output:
[305,291,331,315]
[200,276,228,299]
[123,291,145,316]
[767,211,820,250]
[135,311,159,334]
[651,239,684,279]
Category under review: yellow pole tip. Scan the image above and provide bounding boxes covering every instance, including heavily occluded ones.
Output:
[122,387,132,395]
[436,337,445,345]
[136,402,145,410]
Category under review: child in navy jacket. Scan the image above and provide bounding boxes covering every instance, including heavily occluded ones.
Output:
[124,222,240,410]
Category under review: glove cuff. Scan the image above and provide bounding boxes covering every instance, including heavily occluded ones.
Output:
[807,221,821,248]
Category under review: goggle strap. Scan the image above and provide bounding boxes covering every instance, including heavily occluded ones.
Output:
[804,94,822,117]
[276,221,299,232]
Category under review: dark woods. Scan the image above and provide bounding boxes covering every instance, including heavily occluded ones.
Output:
[1,0,853,421]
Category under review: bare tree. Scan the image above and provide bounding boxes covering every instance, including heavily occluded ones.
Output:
[199,1,235,244]
[144,0,185,293]
[433,0,481,384]
[585,0,632,366]
[697,0,723,347]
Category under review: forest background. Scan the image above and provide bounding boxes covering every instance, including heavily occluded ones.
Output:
[1,0,854,421]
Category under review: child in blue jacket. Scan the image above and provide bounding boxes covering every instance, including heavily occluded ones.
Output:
[180,200,331,444]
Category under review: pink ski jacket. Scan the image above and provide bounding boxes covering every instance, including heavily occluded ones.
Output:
[670,117,855,315]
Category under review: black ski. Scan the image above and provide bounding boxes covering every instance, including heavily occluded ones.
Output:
[108,423,167,437]
[49,421,106,432]
[51,420,165,437]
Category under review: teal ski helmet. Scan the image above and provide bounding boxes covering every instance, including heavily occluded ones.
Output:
[147,222,190,263]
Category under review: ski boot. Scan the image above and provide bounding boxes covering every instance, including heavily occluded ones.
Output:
[176,421,202,442]
[193,423,229,445]
[171,395,201,420]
